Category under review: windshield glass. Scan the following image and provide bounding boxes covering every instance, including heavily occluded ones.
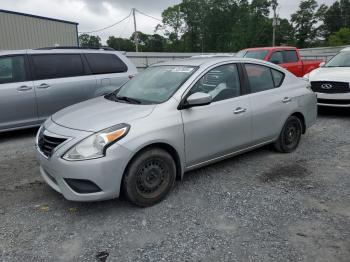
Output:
[326,51,350,67]
[107,65,197,104]
[242,50,269,60]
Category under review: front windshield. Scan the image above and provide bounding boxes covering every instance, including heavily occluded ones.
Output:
[326,51,350,67]
[107,65,197,104]
[242,50,268,60]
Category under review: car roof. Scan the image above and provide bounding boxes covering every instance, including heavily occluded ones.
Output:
[341,46,350,52]
[152,57,277,67]
[0,49,123,56]
[242,46,296,51]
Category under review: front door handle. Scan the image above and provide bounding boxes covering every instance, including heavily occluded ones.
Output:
[282,97,292,103]
[17,85,33,92]
[234,107,247,114]
[37,83,50,89]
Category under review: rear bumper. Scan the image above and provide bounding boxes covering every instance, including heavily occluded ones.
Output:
[316,93,350,108]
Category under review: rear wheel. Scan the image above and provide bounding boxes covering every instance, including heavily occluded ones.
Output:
[122,148,176,207]
[274,116,302,153]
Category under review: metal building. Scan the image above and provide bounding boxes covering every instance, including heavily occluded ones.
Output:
[0,9,79,50]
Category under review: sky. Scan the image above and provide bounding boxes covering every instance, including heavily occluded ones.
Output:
[0,0,337,44]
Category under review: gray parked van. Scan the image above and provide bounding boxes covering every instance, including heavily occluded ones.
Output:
[0,48,137,132]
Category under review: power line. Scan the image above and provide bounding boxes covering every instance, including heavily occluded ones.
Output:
[135,9,162,22]
[79,9,132,34]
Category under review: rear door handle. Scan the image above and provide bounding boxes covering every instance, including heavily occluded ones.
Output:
[37,83,50,89]
[234,107,247,114]
[282,97,292,103]
[17,85,33,92]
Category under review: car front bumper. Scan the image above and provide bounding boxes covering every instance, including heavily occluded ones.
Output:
[316,92,350,107]
[35,118,134,202]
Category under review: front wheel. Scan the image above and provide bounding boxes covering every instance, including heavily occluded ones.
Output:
[122,148,176,207]
[274,116,303,153]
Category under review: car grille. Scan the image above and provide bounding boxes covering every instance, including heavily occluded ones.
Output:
[38,130,67,158]
[318,98,350,105]
[311,81,350,94]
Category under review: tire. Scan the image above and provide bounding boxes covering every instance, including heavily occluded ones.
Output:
[274,116,303,153]
[122,148,176,207]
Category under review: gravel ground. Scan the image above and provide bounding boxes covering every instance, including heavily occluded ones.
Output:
[0,108,349,262]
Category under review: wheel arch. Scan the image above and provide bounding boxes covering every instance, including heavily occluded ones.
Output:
[123,142,184,182]
[290,111,306,134]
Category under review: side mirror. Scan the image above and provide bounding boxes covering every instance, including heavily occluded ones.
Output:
[271,60,280,65]
[183,92,212,109]
[319,61,326,67]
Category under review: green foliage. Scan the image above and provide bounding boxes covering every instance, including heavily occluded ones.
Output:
[329,28,350,46]
[290,0,319,48]
[318,0,350,40]
[102,0,350,52]
[107,36,134,51]
[78,34,101,48]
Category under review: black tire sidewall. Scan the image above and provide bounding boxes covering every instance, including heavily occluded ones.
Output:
[123,148,176,207]
[278,116,302,153]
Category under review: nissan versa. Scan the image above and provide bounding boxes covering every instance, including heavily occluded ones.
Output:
[35,57,317,206]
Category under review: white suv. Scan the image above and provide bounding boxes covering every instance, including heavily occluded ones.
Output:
[0,48,137,132]
[305,47,350,107]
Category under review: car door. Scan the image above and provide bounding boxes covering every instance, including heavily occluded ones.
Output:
[243,63,294,144]
[268,51,284,65]
[181,63,252,167]
[84,53,130,96]
[0,54,37,131]
[30,53,97,121]
[281,50,302,76]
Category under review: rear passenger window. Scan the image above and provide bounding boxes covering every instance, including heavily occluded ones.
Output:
[0,56,27,84]
[85,53,128,74]
[32,54,84,80]
[244,64,275,93]
[271,69,284,87]
[284,50,298,63]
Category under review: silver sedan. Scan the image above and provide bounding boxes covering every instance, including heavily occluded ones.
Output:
[35,57,317,206]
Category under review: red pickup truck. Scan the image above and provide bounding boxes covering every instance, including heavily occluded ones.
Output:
[237,46,323,77]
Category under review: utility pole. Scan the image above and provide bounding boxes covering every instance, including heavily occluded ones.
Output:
[132,8,139,52]
[271,0,278,46]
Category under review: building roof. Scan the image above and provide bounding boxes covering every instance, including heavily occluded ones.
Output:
[0,9,78,25]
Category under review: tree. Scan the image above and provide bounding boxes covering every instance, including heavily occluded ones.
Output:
[107,36,134,51]
[78,34,101,48]
[318,0,350,40]
[161,4,186,41]
[291,0,319,48]
[275,18,296,46]
[329,27,350,46]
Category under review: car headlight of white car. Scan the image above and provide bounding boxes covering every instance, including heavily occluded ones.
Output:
[63,124,130,161]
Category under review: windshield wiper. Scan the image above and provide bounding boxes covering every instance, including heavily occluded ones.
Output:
[115,96,141,104]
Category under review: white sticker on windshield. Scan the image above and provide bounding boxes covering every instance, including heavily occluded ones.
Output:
[170,67,194,73]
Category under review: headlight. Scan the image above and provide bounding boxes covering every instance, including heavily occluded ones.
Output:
[63,124,130,161]
[303,73,310,81]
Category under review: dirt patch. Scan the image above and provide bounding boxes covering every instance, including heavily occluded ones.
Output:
[259,163,311,183]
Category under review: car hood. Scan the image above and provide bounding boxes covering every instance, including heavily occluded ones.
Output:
[309,67,350,82]
[51,96,156,132]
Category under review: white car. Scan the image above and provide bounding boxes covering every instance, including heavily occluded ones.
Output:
[304,47,350,107]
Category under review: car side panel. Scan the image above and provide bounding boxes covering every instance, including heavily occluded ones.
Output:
[249,87,298,143]
[117,98,186,176]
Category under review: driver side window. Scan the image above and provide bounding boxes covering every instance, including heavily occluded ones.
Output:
[269,51,283,64]
[189,64,241,102]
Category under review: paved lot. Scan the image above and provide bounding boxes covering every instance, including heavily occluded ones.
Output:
[0,108,350,262]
